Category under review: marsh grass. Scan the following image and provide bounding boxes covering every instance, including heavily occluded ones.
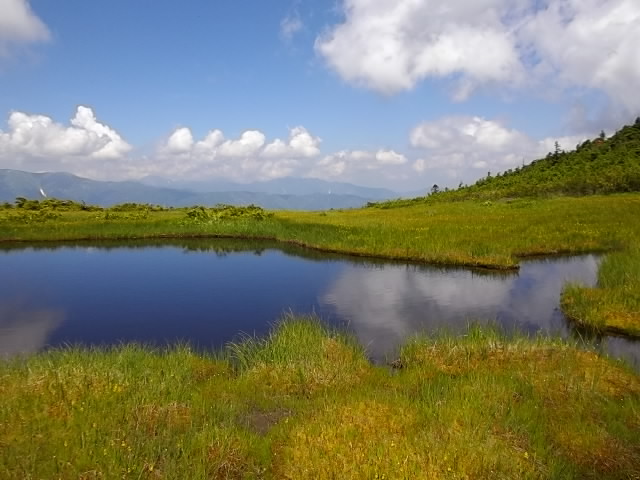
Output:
[1,195,639,268]
[2,194,640,335]
[562,247,640,336]
[1,317,639,479]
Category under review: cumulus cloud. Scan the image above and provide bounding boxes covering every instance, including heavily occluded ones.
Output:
[316,0,640,113]
[263,126,321,158]
[0,110,412,186]
[375,149,407,165]
[166,127,194,154]
[315,0,525,97]
[410,115,591,181]
[520,0,640,112]
[411,116,529,152]
[0,106,132,173]
[149,126,322,182]
[307,148,409,184]
[0,0,50,57]
[218,130,266,157]
[310,150,370,179]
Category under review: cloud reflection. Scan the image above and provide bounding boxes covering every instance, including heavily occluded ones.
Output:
[0,301,64,357]
[595,336,640,370]
[322,256,600,361]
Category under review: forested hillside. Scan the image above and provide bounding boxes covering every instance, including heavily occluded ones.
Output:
[375,118,640,208]
[457,118,640,199]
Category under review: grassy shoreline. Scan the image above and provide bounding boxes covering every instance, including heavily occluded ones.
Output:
[2,193,640,335]
[2,194,639,266]
[561,247,640,338]
[0,232,617,270]
[1,316,639,479]
[2,195,640,477]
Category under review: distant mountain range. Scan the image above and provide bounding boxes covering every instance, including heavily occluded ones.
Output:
[0,169,407,210]
[138,175,399,198]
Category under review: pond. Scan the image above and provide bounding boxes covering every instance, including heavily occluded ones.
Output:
[1,239,638,367]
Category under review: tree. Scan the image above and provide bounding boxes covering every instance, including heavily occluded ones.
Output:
[430,184,440,195]
[599,130,606,140]
[554,141,562,160]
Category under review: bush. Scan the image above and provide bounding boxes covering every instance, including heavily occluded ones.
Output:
[183,204,272,224]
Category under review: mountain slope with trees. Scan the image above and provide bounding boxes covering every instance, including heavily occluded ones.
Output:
[375,118,640,208]
[446,118,640,200]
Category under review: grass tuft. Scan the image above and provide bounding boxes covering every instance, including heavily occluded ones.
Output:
[562,247,640,336]
[1,316,638,479]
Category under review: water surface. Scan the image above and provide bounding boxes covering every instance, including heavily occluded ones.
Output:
[1,239,637,367]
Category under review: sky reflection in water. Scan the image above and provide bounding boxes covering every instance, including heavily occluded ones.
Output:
[0,240,637,367]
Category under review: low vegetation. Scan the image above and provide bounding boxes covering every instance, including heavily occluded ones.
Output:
[370,117,640,208]
[183,204,273,224]
[2,193,640,335]
[1,317,638,479]
[1,194,638,269]
[562,247,640,337]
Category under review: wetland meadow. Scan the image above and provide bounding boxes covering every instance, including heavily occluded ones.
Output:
[1,194,639,478]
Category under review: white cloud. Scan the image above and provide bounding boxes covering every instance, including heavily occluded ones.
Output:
[315,0,524,97]
[0,0,50,57]
[166,127,194,154]
[309,150,371,179]
[218,130,266,157]
[0,106,131,170]
[313,154,347,177]
[280,13,303,41]
[409,115,592,182]
[375,149,407,165]
[307,148,410,184]
[316,0,640,112]
[0,111,414,186]
[520,0,640,112]
[262,126,321,158]
[411,116,529,152]
[149,126,322,182]
[194,129,225,153]
[2,108,599,190]
[413,158,426,173]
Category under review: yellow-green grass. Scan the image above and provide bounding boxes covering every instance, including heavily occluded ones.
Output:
[3,194,640,335]
[2,194,639,270]
[562,247,640,337]
[0,316,638,479]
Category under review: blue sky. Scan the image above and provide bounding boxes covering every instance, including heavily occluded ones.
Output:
[0,0,638,190]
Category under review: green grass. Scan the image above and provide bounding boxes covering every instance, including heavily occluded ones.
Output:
[1,316,638,479]
[562,246,640,337]
[2,195,639,269]
[2,194,640,335]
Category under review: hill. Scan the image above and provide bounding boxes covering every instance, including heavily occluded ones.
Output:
[0,170,398,210]
[461,118,640,199]
[374,118,640,208]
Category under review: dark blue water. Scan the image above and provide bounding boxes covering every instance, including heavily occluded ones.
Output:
[0,239,638,366]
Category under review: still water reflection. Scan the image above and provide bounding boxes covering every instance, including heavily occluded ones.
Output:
[0,239,637,367]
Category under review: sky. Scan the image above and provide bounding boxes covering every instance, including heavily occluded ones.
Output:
[0,0,638,191]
